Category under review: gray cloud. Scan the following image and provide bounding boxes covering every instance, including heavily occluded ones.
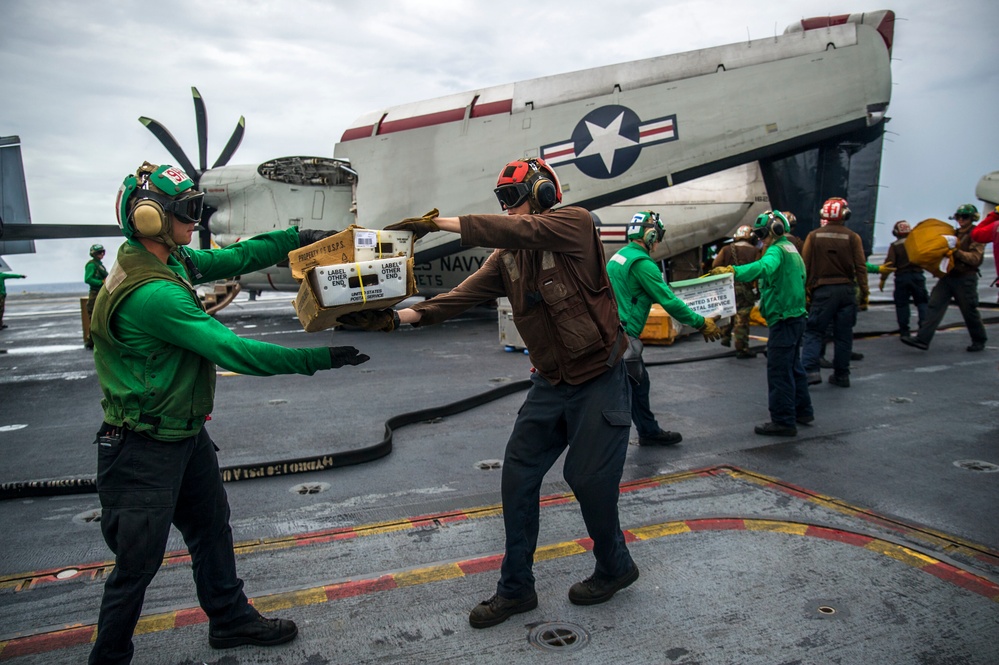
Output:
[2,0,997,286]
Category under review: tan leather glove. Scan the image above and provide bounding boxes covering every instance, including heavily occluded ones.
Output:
[700,317,723,342]
[707,265,735,277]
[384,209,441,239]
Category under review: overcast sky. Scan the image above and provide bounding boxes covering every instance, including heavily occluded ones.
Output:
[2,0,997,286]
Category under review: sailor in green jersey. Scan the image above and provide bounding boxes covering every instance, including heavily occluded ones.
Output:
[0,269,27,329]
[607,211,722,446]
[709,210,812,437]
[83,243,108,348]
[88,162,369,665]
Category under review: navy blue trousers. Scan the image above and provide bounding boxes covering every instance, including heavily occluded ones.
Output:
[497,361,634,598]
[629,358,662,438]
[915,272,987,346]
[766,316,813,428]
[802,284,857,377]
[893,270,928,334]
[90,427,257,665]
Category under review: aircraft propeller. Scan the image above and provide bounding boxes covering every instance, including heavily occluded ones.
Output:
[139,86,245,247]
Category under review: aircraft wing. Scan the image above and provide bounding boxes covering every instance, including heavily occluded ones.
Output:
[1,136,119,253]
[0,223,121,242]
[335,11,894,259]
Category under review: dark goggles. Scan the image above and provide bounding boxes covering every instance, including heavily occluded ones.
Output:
[137,189,205,224]
[166,191,205,223]
[494,183,531,210]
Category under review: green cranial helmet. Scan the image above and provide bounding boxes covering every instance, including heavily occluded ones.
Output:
[753,210,789,239]
[115,162,200,243]
[89,244,105,256]
[626,211,666,245]
[952,203,980,222]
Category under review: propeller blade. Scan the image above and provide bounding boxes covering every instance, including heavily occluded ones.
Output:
[138,116,199,179]
[192,87,208,173]
[212,116,245,168]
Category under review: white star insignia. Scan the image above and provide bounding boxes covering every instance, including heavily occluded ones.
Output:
[575,111,637,172]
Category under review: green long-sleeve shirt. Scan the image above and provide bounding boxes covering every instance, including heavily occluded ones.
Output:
[84,259,108,290]
[732,237,807,324]
[0,272,26,296]
[93,228,333,440]
[607,242,705,337]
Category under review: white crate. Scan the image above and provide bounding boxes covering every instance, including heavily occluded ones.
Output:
[497,297,528,351]
[310,256,410,307]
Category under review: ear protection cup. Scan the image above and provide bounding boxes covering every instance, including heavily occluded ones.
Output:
[131,199,169,238]
[643,228,658,246]
[532,177,558,211]
[769,210,789,236]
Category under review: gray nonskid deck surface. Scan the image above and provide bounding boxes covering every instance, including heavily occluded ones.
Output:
[1,260,997,663]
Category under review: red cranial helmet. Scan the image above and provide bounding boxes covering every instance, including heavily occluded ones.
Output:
[494,158,562,213]
[820,197,850,223]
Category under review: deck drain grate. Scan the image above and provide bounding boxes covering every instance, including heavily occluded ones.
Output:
[528,622,589,652]
[475,459,503,470]
[805,599,850,620]
[953,460,999,473]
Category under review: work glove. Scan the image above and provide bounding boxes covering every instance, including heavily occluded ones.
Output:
[700,317,723,343]
[878,264,895,275]
[337,309,400,332]
[707,265,734,277]
[384,208,441,239]
[329,346,370,368]
[298,228,337,247]
[879,273,890,292]
[858,295,870,312]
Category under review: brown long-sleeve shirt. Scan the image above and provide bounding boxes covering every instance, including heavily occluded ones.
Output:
[412,206,623,385]
[801,224,870,301]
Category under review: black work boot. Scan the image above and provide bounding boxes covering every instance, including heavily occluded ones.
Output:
[468,592,538,629]
[828,374,850,388]
[754,422,797,437]
[209,615,298,649]
[638,430,683,446]
[568,564,639,606]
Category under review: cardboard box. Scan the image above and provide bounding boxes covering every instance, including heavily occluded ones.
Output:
[640,274,737,344]
[639,304,679,345]
[294,257,418,332]
[289,225,414,282]
[310,256,410,307]
[670,273,738,319]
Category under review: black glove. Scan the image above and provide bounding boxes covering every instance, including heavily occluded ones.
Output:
[383,209,440,239]
[298,228,336,247]
[329,346,370,368]
[337,309,399,332]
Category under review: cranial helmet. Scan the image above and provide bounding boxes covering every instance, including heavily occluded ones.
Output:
[952,203,980,222]
[892,220,911,238]
[115,162,204,247]
[820,197,850,223]
[626,211,666,246]
[494,157,562,213]
[732,225,753,241]
[89,244,105,256]
[752,210,789,239]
